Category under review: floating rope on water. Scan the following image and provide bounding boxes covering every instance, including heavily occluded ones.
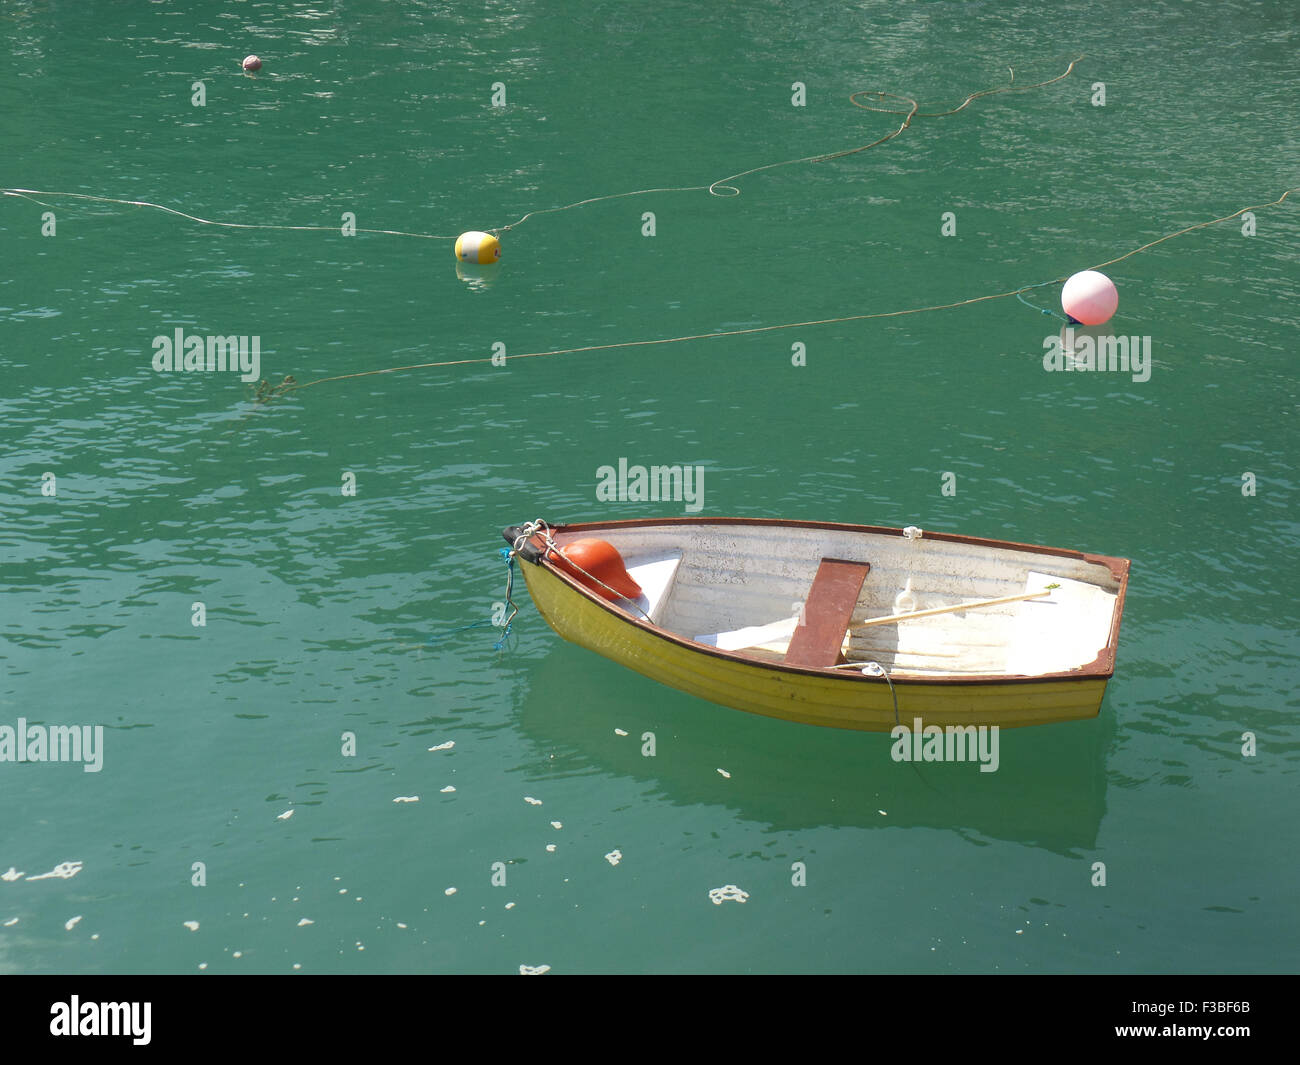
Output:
[1,56,1084,242]
[494,56,1085,231]
[5,58,1295,406]
[1015,283,1070,321]
[0,188,458,240]
[401,545,523,651]
[495,545,521,650]
[258,185,1297,401]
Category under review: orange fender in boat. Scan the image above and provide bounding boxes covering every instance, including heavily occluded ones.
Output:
[551,538,641,601]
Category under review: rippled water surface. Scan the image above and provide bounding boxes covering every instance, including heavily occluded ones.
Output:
[2,0,1297,974]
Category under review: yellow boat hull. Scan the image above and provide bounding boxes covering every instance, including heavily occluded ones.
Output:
[520,560,1109,731]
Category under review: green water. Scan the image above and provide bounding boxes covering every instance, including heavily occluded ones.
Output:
[2,1,1297,975]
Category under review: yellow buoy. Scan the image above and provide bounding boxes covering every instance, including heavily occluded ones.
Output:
[454,231,501,264]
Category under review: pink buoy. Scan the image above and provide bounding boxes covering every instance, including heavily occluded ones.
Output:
[242,55,262,72]
[1061,270,1118,325]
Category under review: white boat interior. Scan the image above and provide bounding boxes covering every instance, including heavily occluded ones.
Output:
[553,522,1122,679]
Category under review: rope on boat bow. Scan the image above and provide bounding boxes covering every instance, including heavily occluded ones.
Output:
[494,518,556,651]
[511,518,555,555]
[860,661,901,727]
[417,546,522,650]
[508,519,653,622]
[494,519,553,651]
[496,547,519,650]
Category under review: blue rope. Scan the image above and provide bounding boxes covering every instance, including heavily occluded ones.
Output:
[1015,282,1069,321]
[423,618,497,644]
[417,548,521,650]
[493,548,519,651]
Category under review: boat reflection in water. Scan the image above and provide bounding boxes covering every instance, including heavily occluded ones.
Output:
[503,516,1126,853]
[514,645,1113,857]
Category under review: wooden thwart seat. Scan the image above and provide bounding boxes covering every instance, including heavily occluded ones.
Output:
[784,558,872,668]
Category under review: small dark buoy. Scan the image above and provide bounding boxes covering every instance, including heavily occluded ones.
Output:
[242,55,262,72]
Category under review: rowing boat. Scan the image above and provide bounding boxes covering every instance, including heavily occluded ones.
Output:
[501,517,1129,731]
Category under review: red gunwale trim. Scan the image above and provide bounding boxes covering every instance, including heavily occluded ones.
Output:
[520,516,1130,686]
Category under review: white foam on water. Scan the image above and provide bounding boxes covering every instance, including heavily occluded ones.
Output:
[708,884,749,905]
[183,920,199,932]
[2,868,24,882]
[524,796,542,805]
[428,741,455,752]
[4,917,18,927]
[27,861,82,881]
[519,964,551,975]
[605,849,623,867]
[64,915,82,931]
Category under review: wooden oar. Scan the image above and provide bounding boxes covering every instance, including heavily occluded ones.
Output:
[720,585,1058,655]
[830,660,1001,673]
[848,585,1057,630]
[848,645,964,659]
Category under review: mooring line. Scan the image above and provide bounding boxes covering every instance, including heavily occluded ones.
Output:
[2,57,1084,241]
[0,187,454,239]
[267,185,1296,399]
[7,57,1290,408]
